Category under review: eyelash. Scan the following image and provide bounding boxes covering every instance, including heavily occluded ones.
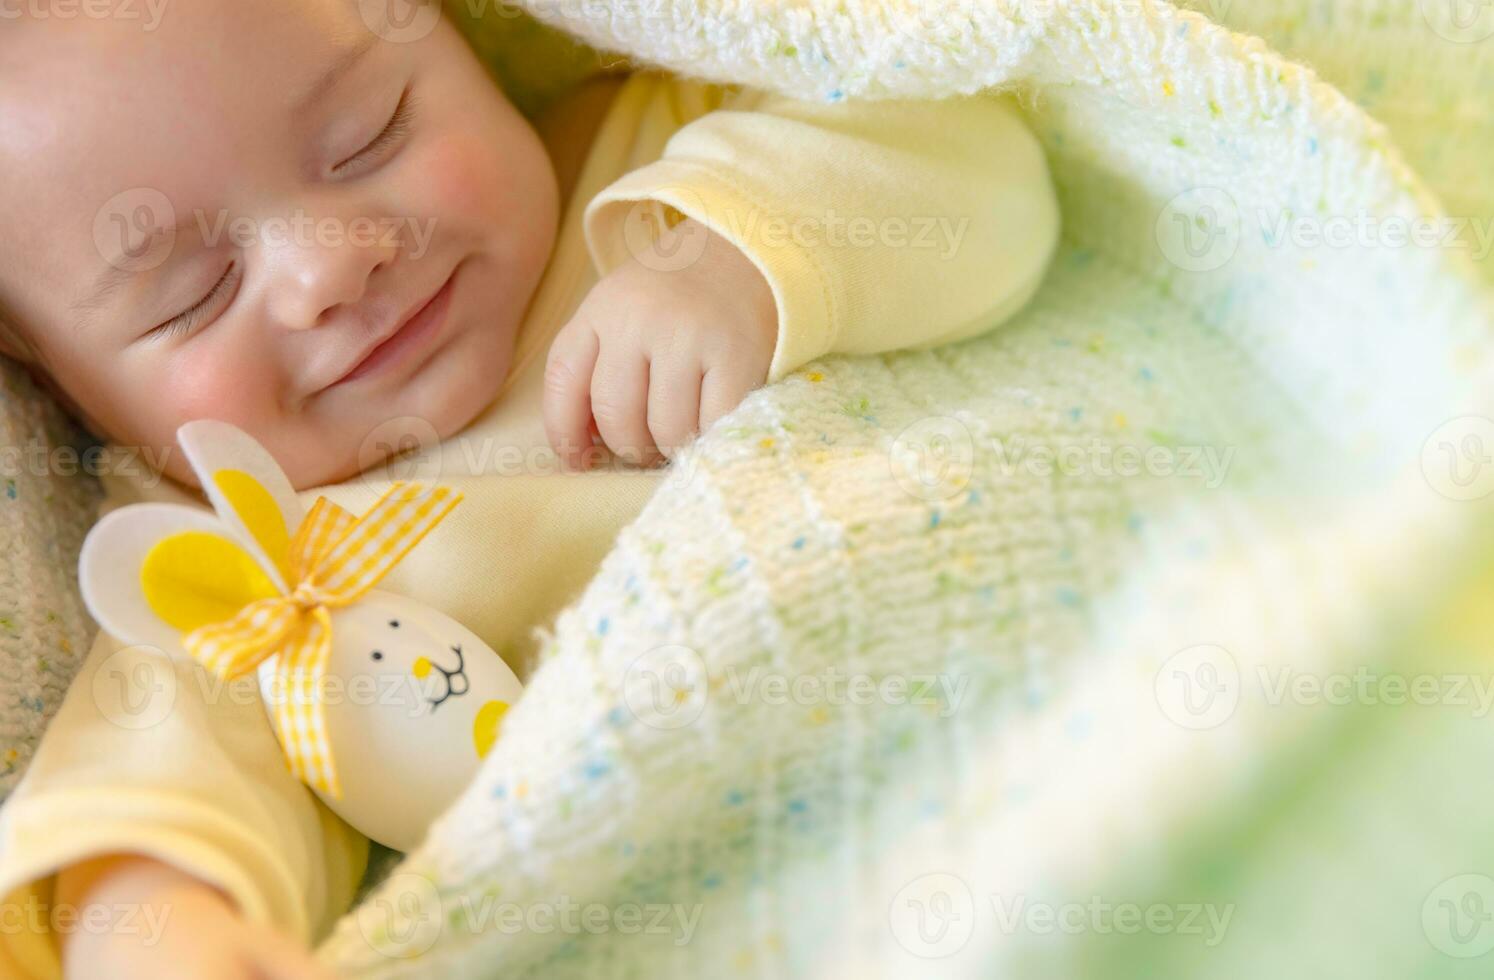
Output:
[332,87,418,177]
[150,262,241,341]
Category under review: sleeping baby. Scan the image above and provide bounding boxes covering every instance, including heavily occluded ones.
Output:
[0,0,1058,975]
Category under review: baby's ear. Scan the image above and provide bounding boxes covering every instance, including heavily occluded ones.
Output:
[79,503,278,655]
[177,421,303,590]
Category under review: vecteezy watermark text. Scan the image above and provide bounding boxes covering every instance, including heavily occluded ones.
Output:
[356,873,703,958]
[886,873,1235,959]
[0,0,168,30]
[0,440,173,487]
[193,209,438,260]
[0,894,172,945]
[1155,644,1494,731]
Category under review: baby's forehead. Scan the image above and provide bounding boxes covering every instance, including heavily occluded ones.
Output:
[0,0,371,316]
[0,2,345,167]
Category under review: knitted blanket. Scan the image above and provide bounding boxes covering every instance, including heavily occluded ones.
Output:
[1,0,1490,976]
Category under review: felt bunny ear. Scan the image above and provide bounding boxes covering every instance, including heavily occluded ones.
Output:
[176,420,304,593]
[79,503,280,655]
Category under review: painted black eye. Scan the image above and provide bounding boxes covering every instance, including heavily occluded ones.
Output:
[371,650,384,661]
[388,620,400,629]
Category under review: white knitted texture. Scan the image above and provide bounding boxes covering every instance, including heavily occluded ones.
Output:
[0,0,1488,976]
[310,1,1490,977]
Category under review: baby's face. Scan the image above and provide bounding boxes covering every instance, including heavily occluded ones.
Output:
[0,0,559,488]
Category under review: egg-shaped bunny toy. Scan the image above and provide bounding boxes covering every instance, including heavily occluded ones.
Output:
[78,419,524,850]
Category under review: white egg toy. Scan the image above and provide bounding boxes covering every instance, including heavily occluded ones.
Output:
[78,419,523,850]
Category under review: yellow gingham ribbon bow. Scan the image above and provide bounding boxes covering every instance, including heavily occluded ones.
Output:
[183,482,461,797]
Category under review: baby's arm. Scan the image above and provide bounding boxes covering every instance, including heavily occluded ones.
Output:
[0,630,367,977]
[55,855,335,979]
[544,88,1059,464]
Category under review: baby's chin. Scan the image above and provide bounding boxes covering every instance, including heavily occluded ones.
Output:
[296,323,514,490]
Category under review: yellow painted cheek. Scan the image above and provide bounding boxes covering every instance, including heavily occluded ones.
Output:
[412,657,432,680]
[473,700,509,759]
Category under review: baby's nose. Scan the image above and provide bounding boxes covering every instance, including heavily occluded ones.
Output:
[262,211,399,330]
[411,656,432,680]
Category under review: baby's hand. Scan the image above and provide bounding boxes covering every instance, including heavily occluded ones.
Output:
[57,855,334,980]
[544,217,778,468]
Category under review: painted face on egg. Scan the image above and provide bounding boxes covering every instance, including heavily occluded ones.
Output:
[329,594,511,750]
[367,614,474,714]
[311,590,520,848]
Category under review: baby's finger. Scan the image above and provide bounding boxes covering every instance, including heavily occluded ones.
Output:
[591,345,660,467]
[699,363,756,437]
[543,322,601,470]
[647,357,703,459]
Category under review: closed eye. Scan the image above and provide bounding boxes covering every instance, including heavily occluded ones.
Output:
[146,262,241,342]
[332,87,417,176]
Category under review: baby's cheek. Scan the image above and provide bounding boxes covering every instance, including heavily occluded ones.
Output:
[157,345,278,431]
[420,134,506,219]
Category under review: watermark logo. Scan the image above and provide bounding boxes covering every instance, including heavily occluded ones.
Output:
[890,416,976,502]
[1154,644,1241,730]
[888,873,977,958]
[1420,0,1494,42]
[621,193,713,273]
[1424,874,1494,958]
[91,644,178,731]
[623,644,708,730]
[1155,187,1241,273]
[358,871,444,958]
[357,415,445,487]
[358,0,442,42]
[93,187,176,274]
[1422,416,1494,501]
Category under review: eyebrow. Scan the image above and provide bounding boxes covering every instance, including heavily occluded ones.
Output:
[72,214,206,333]
[72,264,130,330]
[72,226,174,332]
[293,32,380,117]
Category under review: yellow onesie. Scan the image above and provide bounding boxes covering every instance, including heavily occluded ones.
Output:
[0,68,1058,974]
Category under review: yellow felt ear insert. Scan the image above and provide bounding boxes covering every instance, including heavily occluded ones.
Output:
[141,531,278,633]
[214,469,291,578]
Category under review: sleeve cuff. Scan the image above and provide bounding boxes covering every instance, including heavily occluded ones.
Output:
[0,787,329,958]
[582,157,838,383]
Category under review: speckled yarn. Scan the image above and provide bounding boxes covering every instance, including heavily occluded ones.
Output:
[311,1,1490,977]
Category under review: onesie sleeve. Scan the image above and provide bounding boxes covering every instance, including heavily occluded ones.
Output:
[0,628,368,977]
[584,88,1060,383]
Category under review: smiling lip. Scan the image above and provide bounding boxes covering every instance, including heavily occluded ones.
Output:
[331,267,457,387]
